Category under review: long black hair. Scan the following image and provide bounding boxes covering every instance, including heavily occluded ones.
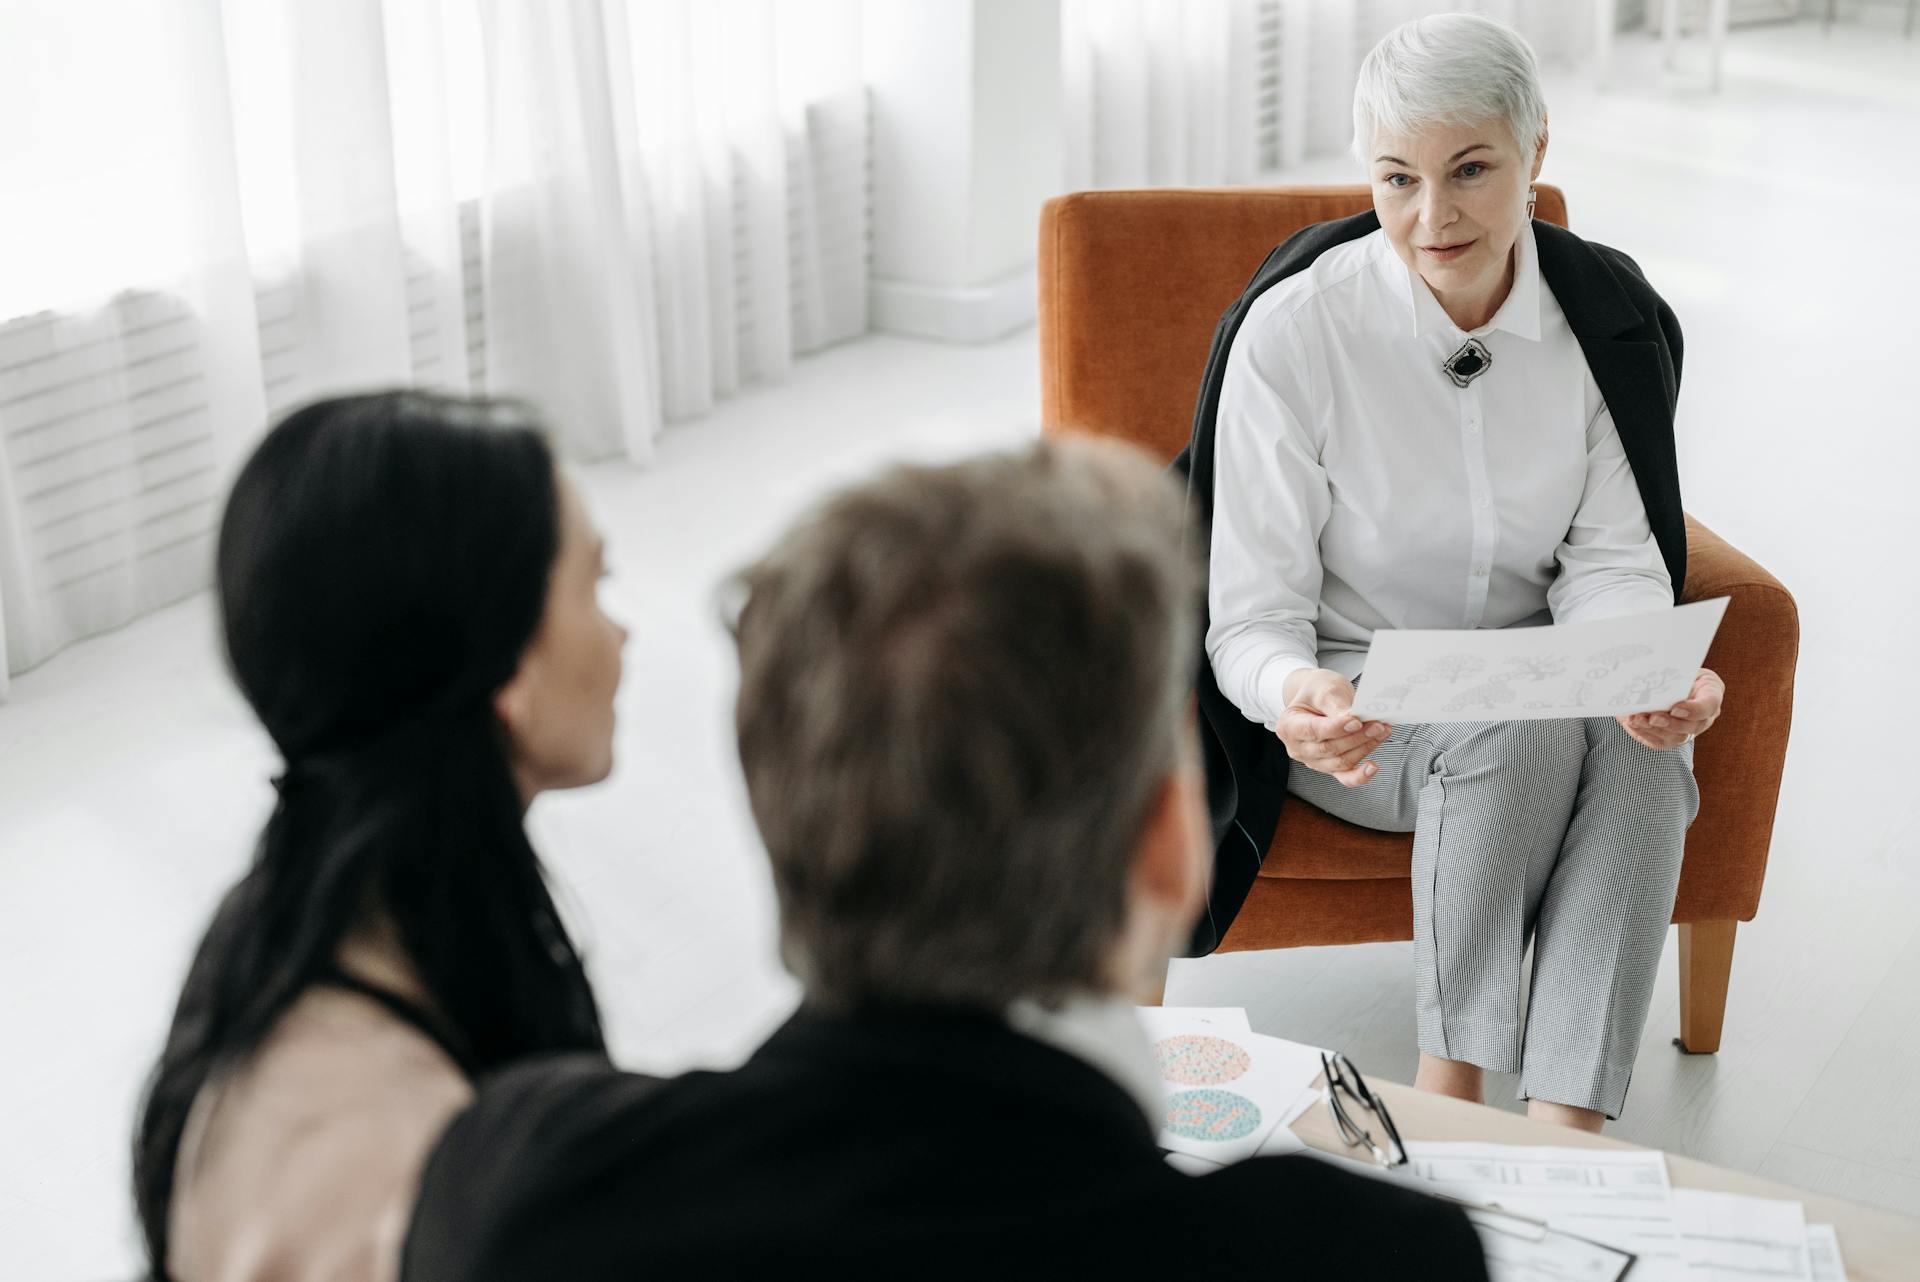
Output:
[133,391,606,1273]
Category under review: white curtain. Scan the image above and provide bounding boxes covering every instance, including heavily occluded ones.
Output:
[0,0,266,699]
[481,0,663,458]
[1063,0,1256,189]
[0,0,869,688]
[1063,0,1599,190]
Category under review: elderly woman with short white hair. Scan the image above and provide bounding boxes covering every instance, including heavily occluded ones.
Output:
[1181,13,1726,1131]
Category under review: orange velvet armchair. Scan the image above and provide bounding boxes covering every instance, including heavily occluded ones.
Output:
[1037,185,1798,1052]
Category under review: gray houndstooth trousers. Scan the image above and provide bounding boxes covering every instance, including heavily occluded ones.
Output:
[1287,716,1698,1118]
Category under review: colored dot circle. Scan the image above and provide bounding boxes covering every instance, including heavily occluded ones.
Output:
[1155,1034,1252,1086]
[1164,1089,1262,1143]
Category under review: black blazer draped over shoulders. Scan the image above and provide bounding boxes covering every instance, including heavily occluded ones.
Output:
[1173,212,1686,955]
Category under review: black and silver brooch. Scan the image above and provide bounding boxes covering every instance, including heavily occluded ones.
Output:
[1442,337,1492,388]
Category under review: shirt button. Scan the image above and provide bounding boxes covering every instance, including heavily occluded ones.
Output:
[1465,417,1479,432]
[1477,496,1491,508]
[1473,566,1488,578]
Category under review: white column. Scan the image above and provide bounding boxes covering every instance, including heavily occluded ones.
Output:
[1706,0,1730,92]
[862,0,1062,342]
[1593,0,1617,90]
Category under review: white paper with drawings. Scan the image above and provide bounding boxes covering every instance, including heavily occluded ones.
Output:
[1673,1189,1812,1282]
[1135,1009,1325,1165]
[1386,1142,1688,1281]
[1350,599,1729,724]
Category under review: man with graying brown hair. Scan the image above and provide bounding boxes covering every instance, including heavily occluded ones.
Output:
[402,437,1487,1281]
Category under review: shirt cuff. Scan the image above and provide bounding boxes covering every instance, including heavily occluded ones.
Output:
[1254,654,1320,727]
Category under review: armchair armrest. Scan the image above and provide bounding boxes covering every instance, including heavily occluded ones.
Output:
[1673,516,1799,922]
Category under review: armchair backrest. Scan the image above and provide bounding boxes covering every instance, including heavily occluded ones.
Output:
[1036,183,1569,464]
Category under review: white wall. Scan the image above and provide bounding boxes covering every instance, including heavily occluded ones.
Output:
[862,0,1061,340]
[966,0,1061,286]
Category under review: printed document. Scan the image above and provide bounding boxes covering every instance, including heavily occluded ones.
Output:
[1673,1189,1813,1282]
[1389,1142,1686,1281]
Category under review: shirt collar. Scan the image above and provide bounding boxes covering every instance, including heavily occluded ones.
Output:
[1007,993,1162,1126]
[1382,221,1543,342]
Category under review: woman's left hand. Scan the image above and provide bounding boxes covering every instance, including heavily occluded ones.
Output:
[1617,667,1724,750]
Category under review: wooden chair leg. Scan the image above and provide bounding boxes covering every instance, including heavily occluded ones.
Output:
[1676,920,1737,1053]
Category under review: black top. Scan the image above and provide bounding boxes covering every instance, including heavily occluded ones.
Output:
[1173,213,1687,954]
[402,1006,1488,1281]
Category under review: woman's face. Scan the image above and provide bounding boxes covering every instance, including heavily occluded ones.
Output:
[494,472,628,803]
[1368,117,1545,315]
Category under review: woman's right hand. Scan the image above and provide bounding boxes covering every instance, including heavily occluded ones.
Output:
[1277,669,1393,788]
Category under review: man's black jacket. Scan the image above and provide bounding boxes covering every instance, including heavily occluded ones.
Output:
[403,1006,1488,1280]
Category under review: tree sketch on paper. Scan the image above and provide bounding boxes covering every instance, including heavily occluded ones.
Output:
[1611,667,1685,709]
[1585,644,1652,678]
[1502,653,1568,683]
[1362,682,1413,715]
[1414,653,1486,685]
[1443,677,1517,714]
[1526,679,1594,711]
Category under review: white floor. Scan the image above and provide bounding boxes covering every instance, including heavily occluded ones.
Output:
[4,21,1918,1278]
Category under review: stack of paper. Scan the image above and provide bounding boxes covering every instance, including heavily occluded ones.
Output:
[1806,1224,1849,1282]
[1135,1006,1324,1172]
[1380,1142,1851,1282]
[1395,1142,1685,1280]
[1674,1189,1851,1282]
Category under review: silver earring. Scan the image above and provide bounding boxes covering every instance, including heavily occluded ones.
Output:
[1525,187,1538,220]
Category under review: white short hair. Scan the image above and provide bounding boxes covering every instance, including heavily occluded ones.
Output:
[1350,14,1548,163]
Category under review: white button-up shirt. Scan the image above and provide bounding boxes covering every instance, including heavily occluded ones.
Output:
[1207,224,1672,729]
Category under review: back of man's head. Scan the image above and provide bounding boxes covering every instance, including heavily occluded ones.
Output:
[729,437,1202,1013]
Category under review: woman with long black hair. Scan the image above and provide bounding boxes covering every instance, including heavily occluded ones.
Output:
[133,391,627,1281]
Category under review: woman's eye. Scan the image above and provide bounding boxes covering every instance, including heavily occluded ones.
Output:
[1459,163,1484,178]
[1386,173,1412,188]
